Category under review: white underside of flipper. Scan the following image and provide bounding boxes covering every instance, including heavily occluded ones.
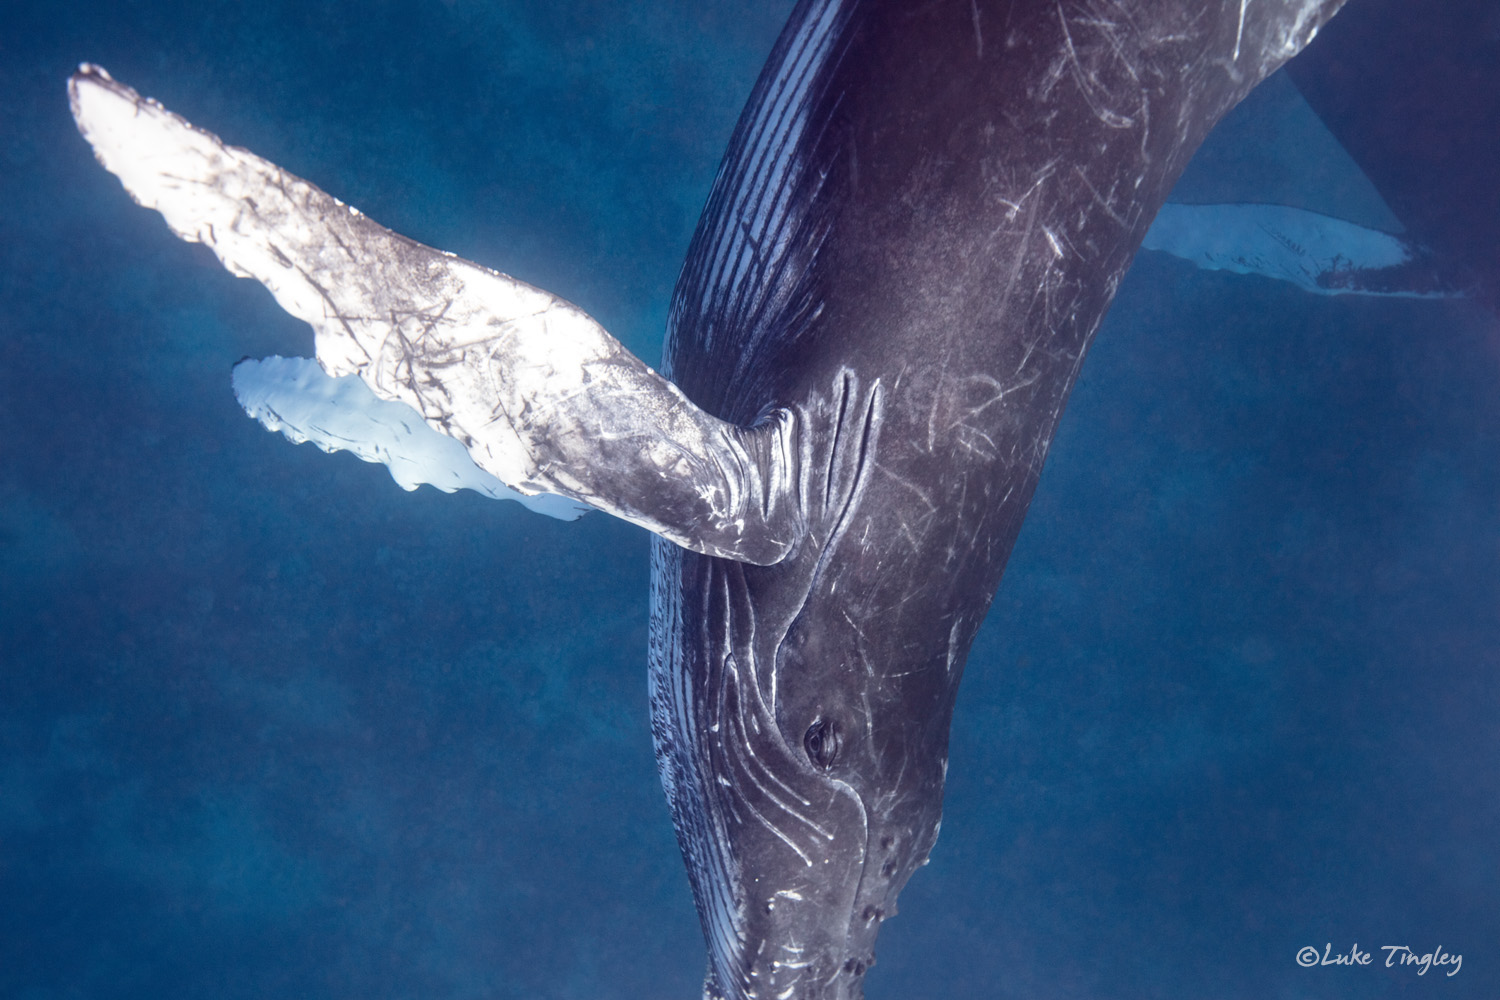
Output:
[232,355,590,519]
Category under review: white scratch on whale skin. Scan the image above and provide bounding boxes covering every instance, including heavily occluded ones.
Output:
[1042,225,1065,259]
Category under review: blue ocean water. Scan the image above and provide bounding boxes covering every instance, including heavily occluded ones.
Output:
[2,2,1496,999]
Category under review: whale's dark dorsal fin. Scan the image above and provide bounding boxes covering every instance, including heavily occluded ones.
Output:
[68,64,806,564]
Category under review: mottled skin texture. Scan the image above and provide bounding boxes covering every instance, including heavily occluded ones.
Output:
[649,2,1347,998]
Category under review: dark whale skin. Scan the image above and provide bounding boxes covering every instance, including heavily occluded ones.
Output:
[648,2,1348,998]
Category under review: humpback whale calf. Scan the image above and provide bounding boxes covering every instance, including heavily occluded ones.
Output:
[70,0,1349,996]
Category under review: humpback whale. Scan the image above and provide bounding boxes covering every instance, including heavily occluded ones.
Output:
[69,0,1349,996]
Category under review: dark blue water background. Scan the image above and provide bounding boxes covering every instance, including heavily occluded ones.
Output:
[3,2,1496,997]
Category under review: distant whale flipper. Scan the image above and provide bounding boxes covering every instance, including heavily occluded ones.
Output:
[69,64,806,563]
[1144,70,1460,299]
[1143,202,1461,298]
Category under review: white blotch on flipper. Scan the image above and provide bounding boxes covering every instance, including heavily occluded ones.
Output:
[233,355,589,520]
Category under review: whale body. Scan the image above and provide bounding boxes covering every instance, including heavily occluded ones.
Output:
[650,3,1347,997]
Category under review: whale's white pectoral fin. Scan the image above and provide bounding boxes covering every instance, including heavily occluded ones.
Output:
[70,65,803,564]
[231,355,591,519]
